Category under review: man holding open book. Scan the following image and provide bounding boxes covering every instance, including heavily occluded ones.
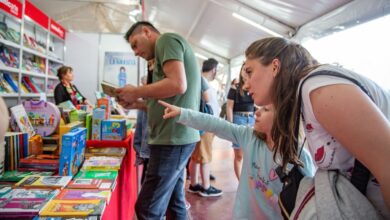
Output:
[116,21,200,220]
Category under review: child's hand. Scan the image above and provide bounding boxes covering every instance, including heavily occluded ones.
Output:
[158,100,181,119]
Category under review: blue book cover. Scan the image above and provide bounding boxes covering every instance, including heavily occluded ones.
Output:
[3,73,18,92]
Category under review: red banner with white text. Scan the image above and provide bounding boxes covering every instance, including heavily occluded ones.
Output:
[0,0,22,19]
[25,0,48,29]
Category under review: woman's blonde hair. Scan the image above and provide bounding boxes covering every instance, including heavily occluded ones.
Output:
[245,37,319,171]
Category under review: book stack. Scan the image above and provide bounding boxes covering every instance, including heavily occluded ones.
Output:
[67,178,116,191]
[0,188,59,219]
[18,155,59,172]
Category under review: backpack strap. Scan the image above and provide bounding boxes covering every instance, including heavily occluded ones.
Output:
[297,69,372,195]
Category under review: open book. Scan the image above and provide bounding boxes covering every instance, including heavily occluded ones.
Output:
[101,81,119,98]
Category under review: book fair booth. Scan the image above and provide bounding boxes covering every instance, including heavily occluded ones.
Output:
[0,1,137,219]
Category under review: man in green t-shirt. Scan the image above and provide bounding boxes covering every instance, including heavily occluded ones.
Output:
[117,21,200,220]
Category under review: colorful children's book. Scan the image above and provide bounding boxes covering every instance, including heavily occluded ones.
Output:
[81,156,122,171]
[59,128,86,176]
[0,197,48,217]
[0,171,53,182]
[10,104,35,138]
[56,189,111,202]
[39,199,106,217]
[67,178,116,191]
[15,176,72,189]
[101,119,127,141]
[85,147,126,158]
[0,185,12,197]
[1,188,59,199]
[75,171,118,180]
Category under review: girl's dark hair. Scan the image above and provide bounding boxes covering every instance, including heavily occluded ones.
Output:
[57,66,72,80]
[245,37,319,171]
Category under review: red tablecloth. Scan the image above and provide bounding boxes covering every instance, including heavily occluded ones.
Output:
[86,133,137,220]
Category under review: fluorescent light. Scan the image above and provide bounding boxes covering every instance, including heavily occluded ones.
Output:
[195,53,208,60]
[232,12,283,37]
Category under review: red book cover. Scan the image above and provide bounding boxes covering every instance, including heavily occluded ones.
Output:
[23,76,39,93]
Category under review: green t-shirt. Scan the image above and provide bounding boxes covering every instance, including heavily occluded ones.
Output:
[147,33,201,145]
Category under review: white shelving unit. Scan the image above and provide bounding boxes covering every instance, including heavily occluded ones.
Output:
[0,1,65,104]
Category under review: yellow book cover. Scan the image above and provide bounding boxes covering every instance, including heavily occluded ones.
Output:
[39,199,105,217]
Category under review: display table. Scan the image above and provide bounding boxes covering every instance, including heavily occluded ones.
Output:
[86,132,136,220]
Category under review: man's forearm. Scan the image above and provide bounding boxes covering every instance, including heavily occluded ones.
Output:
[135,78,184,99]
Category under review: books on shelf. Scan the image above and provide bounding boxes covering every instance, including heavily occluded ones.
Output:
[0,72,18,93]
[39,199,106,218]
[15,175,72,189]
[0,44,19,68]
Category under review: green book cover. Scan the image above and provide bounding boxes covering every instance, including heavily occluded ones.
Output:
[0,171,53,182]
[0,185,12,197]
[86,113,92,140]
[75,170,118,179]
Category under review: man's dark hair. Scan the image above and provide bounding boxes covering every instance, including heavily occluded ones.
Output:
[202,58,218,72]
[124,21,160,41]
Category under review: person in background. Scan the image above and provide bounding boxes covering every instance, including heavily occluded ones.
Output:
[244,37,390,217]
[117,21,200,220]
[226,64,255,180]
[187,59,222,197]
[54,66,92,106]
[133,75,150,184]
[159,100,315,219]
[118,66,127,87]
[220,78,238,119]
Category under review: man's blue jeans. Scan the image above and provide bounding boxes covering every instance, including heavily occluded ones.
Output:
[135,143,196,220]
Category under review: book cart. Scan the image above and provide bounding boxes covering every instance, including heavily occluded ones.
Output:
[86,132,137,220]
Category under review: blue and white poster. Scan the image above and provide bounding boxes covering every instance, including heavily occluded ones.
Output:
[103,52,138,87]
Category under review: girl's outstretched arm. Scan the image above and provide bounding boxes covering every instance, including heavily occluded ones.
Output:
[158,100,250,145]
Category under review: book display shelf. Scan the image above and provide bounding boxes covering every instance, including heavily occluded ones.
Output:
[0,0,65,105]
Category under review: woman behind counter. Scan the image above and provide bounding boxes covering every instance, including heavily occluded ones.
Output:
[54,66,92,106]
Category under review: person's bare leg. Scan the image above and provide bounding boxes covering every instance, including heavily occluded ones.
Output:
[200,163,211,189]
[190,160,200,186]
[233,148,243,180]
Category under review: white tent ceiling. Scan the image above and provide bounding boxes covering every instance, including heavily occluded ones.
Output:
[30,0,390,61]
